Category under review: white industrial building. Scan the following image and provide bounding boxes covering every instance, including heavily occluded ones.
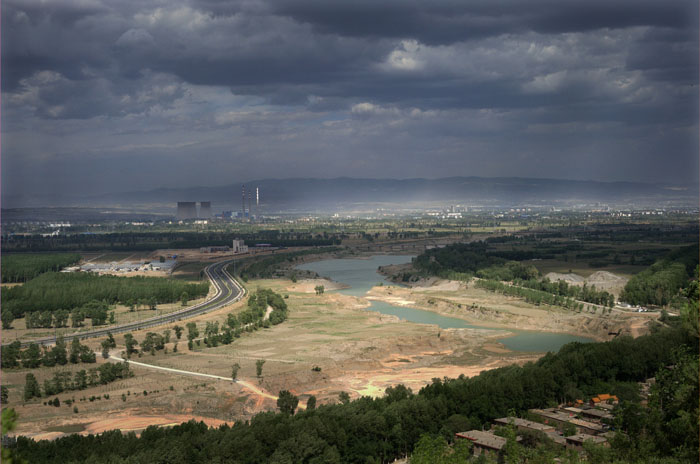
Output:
[232,239,248,254]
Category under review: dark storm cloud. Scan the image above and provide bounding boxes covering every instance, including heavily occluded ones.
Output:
[268,0,696,43]
[1,0,698,201]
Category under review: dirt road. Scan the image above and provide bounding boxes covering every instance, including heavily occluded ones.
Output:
[108,353,279,401]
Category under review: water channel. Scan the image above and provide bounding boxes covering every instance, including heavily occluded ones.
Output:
[297,255,593,353]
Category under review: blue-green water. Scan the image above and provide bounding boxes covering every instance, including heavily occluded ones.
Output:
[297,255,593,353]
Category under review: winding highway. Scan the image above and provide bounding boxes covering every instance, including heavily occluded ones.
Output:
[4,259,246,348]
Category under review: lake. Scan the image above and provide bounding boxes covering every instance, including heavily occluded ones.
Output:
[297,255,593,352]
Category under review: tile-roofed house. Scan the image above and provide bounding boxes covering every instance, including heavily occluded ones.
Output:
[561,407,583,415]
[590,394,618,406]
[544,431,567,447]
[580,408,614,422]
[493,417,555,434]
[568,418,606,435]
[455,430,507,457]
[529,408,574,430]
[530,408,606,435]
[565,433,608,451]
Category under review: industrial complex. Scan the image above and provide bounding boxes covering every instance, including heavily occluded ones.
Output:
[176,186,261,221]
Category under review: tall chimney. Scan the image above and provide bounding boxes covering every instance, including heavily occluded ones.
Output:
[241,185,246,218]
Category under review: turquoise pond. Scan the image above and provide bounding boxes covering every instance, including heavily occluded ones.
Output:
[296,255,593,353]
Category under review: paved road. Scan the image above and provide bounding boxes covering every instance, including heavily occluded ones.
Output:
[4,259,245,349]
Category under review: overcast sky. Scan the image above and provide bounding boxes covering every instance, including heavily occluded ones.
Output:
[2,0,698,202]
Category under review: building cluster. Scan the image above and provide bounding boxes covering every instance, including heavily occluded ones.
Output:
[456,395,618,459]
[199,246,231,253]
[75,260,177,274]
[199,240,249,254]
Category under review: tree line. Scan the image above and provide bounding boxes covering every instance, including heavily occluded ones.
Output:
[192,288,288,350]
[1,231,340,252]
[1,272,209,319]
[474,279,614,311]
[1,253,81,283]
[117,288,289,356]
[2,337,96,370]
[511,278,615,307]
[620,244,698,306]
[235,247,342,280]
[23,362,132,401]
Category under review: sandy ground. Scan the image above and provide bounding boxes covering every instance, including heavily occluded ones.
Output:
[286,278,349,293]
[365,279,656,341]
[26,411,233,440]
[3,273,655,441]
[545,271,629,297]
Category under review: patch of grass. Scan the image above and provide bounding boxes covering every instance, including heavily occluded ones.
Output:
[45,423,87,434]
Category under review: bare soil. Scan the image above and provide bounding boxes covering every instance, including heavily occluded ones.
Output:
[4,273,655,440]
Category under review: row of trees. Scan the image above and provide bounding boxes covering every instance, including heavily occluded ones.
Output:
[9,300,114,332]
[191,288,289,349]
[1,253,81,283]
[475,279,594,311]
[512,278,615,307]
[115,288,290,359]
[23,362,132,401]
[1,337,96,370]
[1,272,209,318]
[12,314,697,463]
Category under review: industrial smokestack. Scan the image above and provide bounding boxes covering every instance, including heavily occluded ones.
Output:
[241,185,246,218]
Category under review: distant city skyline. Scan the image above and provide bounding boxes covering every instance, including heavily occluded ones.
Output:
[2,0,698,203]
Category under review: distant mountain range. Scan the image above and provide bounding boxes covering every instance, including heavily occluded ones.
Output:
[5,177,698,212]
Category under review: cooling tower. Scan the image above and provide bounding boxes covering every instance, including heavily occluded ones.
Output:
[176,202,197,220]
[199,201,212,219]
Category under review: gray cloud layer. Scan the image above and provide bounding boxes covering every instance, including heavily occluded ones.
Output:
[2,0,698,202]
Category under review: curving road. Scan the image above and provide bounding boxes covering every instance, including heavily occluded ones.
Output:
[4,259,245,348]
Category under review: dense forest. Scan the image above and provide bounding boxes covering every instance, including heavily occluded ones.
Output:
[620,244,699,306]
[235,247,342,280]
[412,242,616,308]
[8,286,697,463]
[413,242,510,278]
[1,253,81,283]
[1,272,209,318]
[1,231,339,252]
